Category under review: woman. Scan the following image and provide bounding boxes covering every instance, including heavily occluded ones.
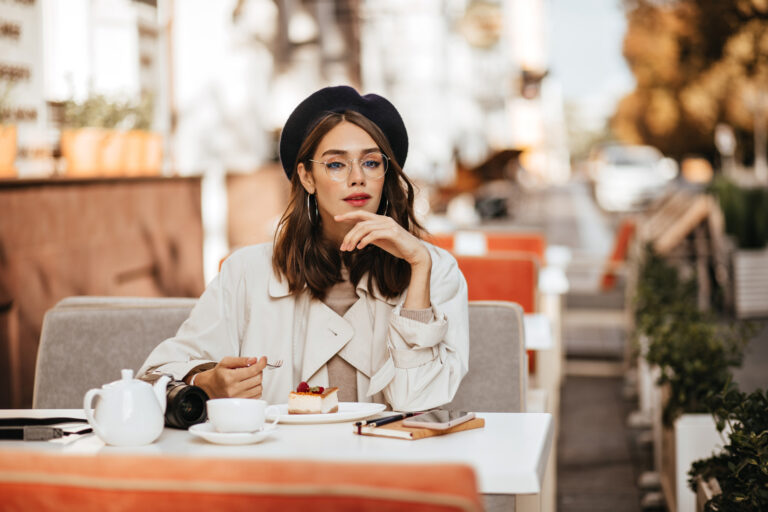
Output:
[139,86,468,412]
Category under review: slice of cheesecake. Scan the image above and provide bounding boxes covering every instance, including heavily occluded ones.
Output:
[288,383,339,414]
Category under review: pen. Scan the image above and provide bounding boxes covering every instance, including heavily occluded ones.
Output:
[355,412,421,434]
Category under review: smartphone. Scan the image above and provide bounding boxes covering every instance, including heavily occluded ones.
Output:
[401,410,475,430]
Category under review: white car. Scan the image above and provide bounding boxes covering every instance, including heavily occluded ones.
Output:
[590,145,678,212]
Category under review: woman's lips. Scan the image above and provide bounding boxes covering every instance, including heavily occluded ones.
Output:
[344,194,371,207]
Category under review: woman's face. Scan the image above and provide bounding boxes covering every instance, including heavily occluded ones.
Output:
[297,121,386,243]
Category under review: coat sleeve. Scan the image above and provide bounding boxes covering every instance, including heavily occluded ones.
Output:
[137,252,248,381]
[367,244,469,411]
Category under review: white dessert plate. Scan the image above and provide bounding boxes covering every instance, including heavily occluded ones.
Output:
[188,422,275,445]
[267,402,386,424]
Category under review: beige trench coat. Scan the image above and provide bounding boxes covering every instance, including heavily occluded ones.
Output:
[138,242,469,412]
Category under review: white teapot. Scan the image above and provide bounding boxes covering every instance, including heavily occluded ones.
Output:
[84,369,171,446]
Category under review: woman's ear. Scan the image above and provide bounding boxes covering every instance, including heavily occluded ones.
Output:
[296,163,316,194]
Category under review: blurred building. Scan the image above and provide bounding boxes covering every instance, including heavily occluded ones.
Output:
[361,0,569,185]
[2,0,570,278]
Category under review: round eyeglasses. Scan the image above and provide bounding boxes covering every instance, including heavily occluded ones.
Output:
[309,152,389,182]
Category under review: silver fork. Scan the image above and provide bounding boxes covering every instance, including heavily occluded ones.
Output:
[266,359,283,370]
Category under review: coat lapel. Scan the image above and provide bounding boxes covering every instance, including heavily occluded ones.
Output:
[338,298,373,377]
[300,301,353,382]
[270,270,401,387]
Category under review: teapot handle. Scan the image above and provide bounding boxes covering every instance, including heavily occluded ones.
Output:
[83,389,109,442]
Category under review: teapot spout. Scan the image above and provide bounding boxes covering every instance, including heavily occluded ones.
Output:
[153,375,171,413]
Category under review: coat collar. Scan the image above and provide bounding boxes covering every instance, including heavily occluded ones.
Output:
[268,269,399,306]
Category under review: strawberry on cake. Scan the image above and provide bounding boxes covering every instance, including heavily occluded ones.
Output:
[288,381,339,414]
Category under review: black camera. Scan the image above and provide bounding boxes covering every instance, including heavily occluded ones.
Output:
[141,373,209,429]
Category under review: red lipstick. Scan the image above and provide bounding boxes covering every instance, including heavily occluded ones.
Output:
[344,193,371,207]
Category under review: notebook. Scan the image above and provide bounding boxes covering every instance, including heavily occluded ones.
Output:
[355,417,485,440]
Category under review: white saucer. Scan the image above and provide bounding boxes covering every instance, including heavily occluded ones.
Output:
[188,422,275,445]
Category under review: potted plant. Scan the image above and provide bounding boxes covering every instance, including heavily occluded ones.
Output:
[122,93,162,176]
[711,176,768,318]
[61,94,131,176]
[648,310,751,512]
[646,309,750,427]
[60,93,161,177]
[634,246,754,512]
[689,385,768,512]
[0,81,16,178]
[632,244,696,426]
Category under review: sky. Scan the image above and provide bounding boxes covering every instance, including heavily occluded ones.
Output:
[547,0,636,130]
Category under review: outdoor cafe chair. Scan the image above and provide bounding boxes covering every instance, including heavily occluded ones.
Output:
[445,300,527,413]
[33,296,196,408]
[0,450,483,512]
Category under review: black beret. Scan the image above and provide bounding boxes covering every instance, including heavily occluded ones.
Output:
[279,86,408,179]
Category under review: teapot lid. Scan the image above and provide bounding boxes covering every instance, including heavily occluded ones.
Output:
[103,368,145,390]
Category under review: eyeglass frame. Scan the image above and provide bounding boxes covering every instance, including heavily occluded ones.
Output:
[308,151,389,182]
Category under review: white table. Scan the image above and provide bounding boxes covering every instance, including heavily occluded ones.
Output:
[0,409,553,509]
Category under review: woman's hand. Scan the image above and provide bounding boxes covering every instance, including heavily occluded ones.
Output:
[193,356,267,399]
[335,211,430,267]
[335,211,432,309]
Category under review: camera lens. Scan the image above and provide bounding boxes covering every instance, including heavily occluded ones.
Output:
[165,381,208,429]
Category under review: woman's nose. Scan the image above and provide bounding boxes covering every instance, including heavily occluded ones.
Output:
[347,160,366,185]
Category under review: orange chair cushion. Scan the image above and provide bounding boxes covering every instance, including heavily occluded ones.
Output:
[0,450,482,512]
[485,233,546,262]
[455,253,539,374]
[455,254,538,313]
[600,219,636,291]
[427,232,546,263]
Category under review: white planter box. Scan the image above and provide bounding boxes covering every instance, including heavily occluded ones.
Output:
[650,379,726,512]
[734,248,768,318]
[660,414,725,512]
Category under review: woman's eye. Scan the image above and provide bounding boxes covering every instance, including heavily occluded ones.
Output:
[362,160,381,168]
[326,161,345,170]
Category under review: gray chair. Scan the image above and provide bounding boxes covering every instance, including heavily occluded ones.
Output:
[446,300,527,413]
[33,296,196,408]
[446,300,527,512]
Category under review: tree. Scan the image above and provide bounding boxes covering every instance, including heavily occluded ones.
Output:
[613,0,768,164]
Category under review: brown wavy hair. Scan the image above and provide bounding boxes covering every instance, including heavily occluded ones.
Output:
[272,110,424,300]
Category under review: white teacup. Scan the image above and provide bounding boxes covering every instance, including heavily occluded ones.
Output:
[206,398,280,433]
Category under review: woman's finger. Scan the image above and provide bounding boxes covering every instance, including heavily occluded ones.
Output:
[361,228,425,263]
[347,216,399,244]
[339,220,370,249]
[218,356,256,369]
[355,225,398,246]
[334,210,378,223]
[233,371,263,395]
[238,384,262,399]
[341,220,385,251]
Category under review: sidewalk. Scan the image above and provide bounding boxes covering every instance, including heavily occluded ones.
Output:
[505,180,648,511]
[557,283,650,512]
[558,376,644,511]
